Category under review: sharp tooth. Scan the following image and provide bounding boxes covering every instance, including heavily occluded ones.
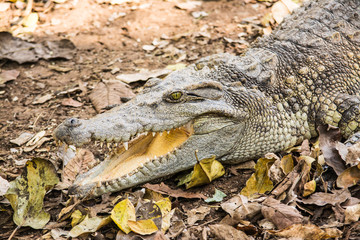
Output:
[140,163,144,168]
[100,142,104,148]
[123,142,129,150]
[145,131,148,135]
[167,130,170,134]
[160,132,163,136]
[107,142,111,149]
[152,132,156,137]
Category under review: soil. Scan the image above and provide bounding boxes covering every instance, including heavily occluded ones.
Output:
[0,0,274,239]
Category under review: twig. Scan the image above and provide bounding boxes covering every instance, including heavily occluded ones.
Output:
[23,0,34,17]
[8,225,20,240]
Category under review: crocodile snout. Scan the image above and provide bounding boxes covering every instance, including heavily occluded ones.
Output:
[53,118,90,146]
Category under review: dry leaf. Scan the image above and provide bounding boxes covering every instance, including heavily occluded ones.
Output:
[221,194,262,221]
[318,125,346,175]
[10,132,34,146]
[144,183,207,199]
[0,69,20,84]
[186,155,225,189]
[303,180,316,197]
[0,176,10,196]
[299,189,351,206]
[209,224,252,240]
[186,206,211,225]
[71,210,85,227]
[241,157,275,197]
[0,32,75,64]
[336,164,360,188]
[116,69,171,84]
[262,197,303,229]
[345,204,360,224]
[62,149,98,187]
[268,223,342,240]
[69,215,111,237]
[89,80,135,113]
[61,98,83,107]
[5,158,59,229]
[271,0,299,24]
[32,93,54,105]
[128,219,158,235]
[111,199,136,234]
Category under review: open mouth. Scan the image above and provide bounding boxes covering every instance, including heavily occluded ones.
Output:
[68,122,194,186]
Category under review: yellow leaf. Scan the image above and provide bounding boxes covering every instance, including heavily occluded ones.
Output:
[303,180,316,197]
[71,210,85,227]
[281,154,294,174]
[111,199,136,234]
[22,13,38,28]
[69,215,111,237]
[5,158,59,229]
[128,219,158,235]
[240,157,275,197]
[155,198,172,217]
[186,155,225,189]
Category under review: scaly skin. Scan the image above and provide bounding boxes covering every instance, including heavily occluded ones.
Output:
[54,0,360,197]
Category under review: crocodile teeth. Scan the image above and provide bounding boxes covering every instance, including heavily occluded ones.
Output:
[152,132,156,137]
[159,132,163,136]
[123,142,129,151]
[167,130,170,134]
[100,142,104,148]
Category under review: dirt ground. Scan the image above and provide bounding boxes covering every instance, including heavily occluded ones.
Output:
[4,0,356,239]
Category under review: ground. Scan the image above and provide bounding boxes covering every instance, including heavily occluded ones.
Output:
[2,1,359,239]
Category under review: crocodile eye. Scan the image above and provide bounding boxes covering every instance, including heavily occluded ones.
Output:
[170,91,183,101]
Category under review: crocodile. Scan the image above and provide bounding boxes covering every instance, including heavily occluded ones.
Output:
[54,0,360,197]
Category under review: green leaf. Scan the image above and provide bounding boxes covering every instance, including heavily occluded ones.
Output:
[205,188,227,203]
[5,158,59,229]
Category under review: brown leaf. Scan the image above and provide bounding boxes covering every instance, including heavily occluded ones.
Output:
[89,80,135,113]
[318,125,346,175]
[209,224,252,240]
[62,149,98,187]
[345,142,360,166]
[0,69,20,84]
[143,183,206,200]
[186,206,211,225]
[336,164,360,188]
[220,194,262,221]
[268,223,342,240]
[299,189,351,206]
[262,197,303,230]
[61,98,83,107]
[0,32,75,64]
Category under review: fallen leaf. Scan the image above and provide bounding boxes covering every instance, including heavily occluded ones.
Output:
[299,189,351,206]
[303,180,316,197]
[128,219,158,235]
[241,157,275,197]
[205,188,227,203]
[71,210,85,227]
[175,1,202,10]
[318,125,346,175]
[271,0,299,24]
[48,64,73,72]
[344,142,360,166]
[116,69,171,84]
[32,93,54,105]
[281,154,294,174]
[336,164,360,188]
[10,132,34,146]
[345,204,360,224]
[268,223,342,240]
[186,206,211,225]
[262,197,303,230]
[89,80,135,113]
[144,182,207,199]
[111,199,136,234]
[0,32,75,64]
[186,155,225,189]
[0,176,10,196]
[61,98,83,107]
[5,158,59,229]
[209,224,252,240]
[0,69,20,84]
[221,194,261,221]
[69,215,111,237]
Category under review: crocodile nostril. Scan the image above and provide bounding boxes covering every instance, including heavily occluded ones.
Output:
[64,118,82,127]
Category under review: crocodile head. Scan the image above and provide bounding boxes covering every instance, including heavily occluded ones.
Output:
[54,53,276,197]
